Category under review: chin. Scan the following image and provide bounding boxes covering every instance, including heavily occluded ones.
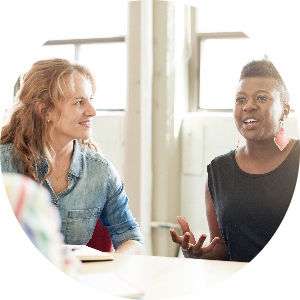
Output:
[78,130,93,141]
[244,135,265,143]
[73,135,90,141]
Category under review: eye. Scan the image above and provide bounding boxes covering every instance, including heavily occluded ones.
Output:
[75,100,83,106]
[257,95,269,101]
[236,97,246,103]
[90,97,93,104]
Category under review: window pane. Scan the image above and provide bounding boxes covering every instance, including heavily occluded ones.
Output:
[197,8,241,32]
[47,2,127,40]
[199,39,265,109]
[79,43,127,110]
[22,45,75,74]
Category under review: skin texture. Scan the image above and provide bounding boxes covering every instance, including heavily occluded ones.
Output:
[114,240,143,255]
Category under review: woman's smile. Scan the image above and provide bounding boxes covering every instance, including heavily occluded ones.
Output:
[78,120,92,128]
[242,116,260,129]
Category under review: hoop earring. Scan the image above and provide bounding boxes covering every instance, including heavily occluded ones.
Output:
[274,120,289,151]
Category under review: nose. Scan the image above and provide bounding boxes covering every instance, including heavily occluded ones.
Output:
[243,99,258,112]
[85,101,97,117]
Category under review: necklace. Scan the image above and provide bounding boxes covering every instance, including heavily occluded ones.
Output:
[52,168,69,181]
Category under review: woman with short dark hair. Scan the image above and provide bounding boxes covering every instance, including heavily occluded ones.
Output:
[170,59,299,262]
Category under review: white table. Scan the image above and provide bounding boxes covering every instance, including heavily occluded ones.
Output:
[79,253,247,300]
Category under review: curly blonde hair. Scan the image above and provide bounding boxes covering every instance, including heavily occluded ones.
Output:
[1,58,101,184]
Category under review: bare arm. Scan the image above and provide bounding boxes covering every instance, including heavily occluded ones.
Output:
[115,240,143,255]
[202,177,230,260]
[170,177,230,260]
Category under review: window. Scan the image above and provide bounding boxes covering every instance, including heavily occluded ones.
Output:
[189,6,287,111]
[14,1,128,110]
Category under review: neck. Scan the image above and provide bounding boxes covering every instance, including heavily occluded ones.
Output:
[49,139,74,161]
[243,137,284,159]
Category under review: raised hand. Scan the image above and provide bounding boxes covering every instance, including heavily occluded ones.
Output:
[170,216,219,259]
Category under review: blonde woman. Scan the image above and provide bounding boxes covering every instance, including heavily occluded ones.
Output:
[1,58,143,254]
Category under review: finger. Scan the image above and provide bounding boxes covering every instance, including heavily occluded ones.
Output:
[201,237,220,254]
[169,229,183,244]
[181,232,191,251]
[177,217,197,244]
[177,216,191,234]
[192,234,207,253]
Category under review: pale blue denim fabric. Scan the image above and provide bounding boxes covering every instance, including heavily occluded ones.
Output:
[1,140,143,249]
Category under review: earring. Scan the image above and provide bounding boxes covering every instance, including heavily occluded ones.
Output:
[47,120,50,123]
[274,120,289,151]
[235,131,239,154]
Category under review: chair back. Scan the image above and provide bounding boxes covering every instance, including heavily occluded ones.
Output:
[87,219,113,252]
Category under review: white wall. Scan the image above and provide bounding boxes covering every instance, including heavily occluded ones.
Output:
[92,112,125,180]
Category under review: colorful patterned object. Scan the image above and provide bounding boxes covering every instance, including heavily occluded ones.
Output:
[3,173,81,278]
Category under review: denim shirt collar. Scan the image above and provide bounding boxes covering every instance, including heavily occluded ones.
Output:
[69,140,83,178]
[39,140,83,179]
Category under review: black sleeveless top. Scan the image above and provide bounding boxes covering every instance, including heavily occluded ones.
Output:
[207,140,300,262]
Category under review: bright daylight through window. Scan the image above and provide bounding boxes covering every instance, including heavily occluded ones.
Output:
[196,7,282,110]
[13,4,293,111]
[14,2,127,110]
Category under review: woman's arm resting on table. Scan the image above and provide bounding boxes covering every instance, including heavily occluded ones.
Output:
[115,240,143,255]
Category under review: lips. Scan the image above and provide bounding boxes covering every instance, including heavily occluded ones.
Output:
[79,120,92,128]
[242,116,259,128]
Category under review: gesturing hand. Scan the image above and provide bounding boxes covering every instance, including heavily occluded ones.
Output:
[170,216,219,259]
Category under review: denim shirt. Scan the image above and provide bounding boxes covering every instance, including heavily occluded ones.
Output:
[1,140,143,249]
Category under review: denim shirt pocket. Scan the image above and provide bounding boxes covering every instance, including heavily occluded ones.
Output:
[66,206,101,245]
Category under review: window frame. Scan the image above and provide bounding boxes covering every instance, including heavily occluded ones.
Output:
[46,37,126,111]
[44,37,125,61]
[14,36,126,111]
[189,7,250,112]
[189,8,295,112]
[188,7,279,112]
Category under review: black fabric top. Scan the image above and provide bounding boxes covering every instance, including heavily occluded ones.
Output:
[207,140,300,262]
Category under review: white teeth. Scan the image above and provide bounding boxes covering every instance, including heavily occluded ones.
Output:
[79,121,92,127]
[245,119,257,123]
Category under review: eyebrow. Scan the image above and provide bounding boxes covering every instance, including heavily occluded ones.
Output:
[256,90,270,94]
[236,90,270,95]
[71,96,85,102]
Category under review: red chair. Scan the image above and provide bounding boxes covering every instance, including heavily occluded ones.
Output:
[87,219,113,252]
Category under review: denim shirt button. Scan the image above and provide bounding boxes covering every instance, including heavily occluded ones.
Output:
[67,176,70,179]
[54,200,58,205]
